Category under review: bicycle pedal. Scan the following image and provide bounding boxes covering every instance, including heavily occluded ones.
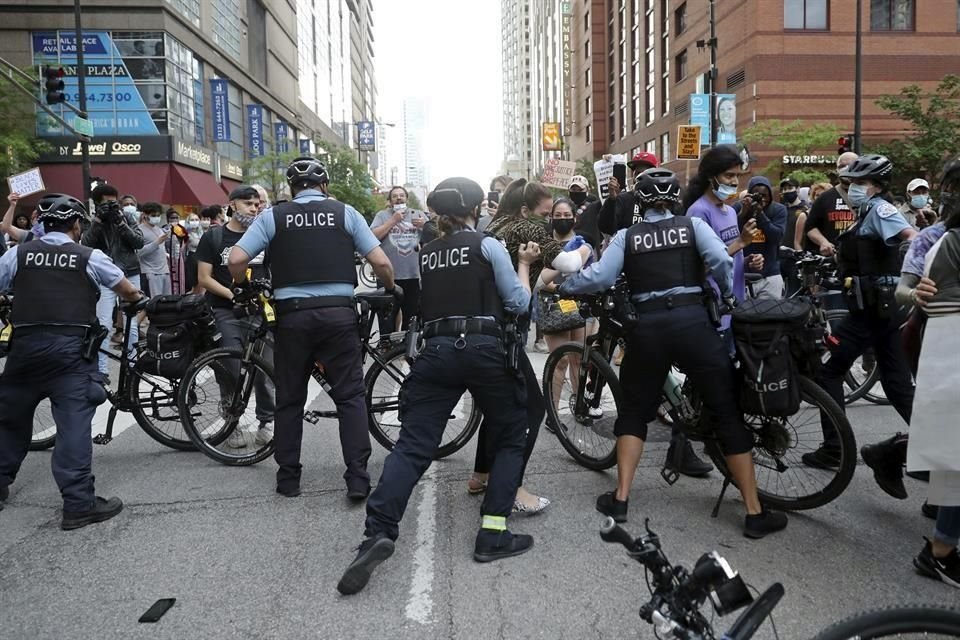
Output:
[660,466,680,485]
[303,412,320,425]
[92,434,113,445]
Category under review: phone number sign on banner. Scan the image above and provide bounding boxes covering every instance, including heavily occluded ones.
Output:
[210,79,230,142]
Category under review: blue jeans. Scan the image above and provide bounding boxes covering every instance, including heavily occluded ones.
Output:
[935,506,960,547]
[96,274,140,374]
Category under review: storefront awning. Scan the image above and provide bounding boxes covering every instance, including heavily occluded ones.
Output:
[170,165,230,207]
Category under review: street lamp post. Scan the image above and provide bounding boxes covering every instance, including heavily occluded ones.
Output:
[73,0,92,202]
[853,0,863,154]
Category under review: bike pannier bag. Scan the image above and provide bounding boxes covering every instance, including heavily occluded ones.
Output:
[138,323,194,378]
[144,294,210,327]
[731,298,812,417]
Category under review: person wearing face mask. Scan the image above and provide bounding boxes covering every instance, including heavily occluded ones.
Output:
[0,193,143,528]
[598,151,660,237]
[733,176,787,299]
[537,198,587,364]
[559,168,788,539]
[199,204,223,229]
[779,178,809,297]
[136,202,172,298]
[568,175,602,251]
[904,178,939,230]
[808,155,918,490]
[370,186,427,334]
[184,213,203,292]
[804,152,859,256]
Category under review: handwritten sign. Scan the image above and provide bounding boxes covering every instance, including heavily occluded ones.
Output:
[7,168,45,197]
[593,154,627,203]
[540,158,577,190]
[676,125,702,160]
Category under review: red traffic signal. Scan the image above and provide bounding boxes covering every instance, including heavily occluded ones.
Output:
[837,134,853,154]
[44,66,66,105]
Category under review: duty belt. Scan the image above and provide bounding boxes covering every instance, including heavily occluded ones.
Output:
[274,296,353,314]
[632,293,704,312]
[422,318,502,339]
[13,325,89,338]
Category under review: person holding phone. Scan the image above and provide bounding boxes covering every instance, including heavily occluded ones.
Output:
[476,175,511,233]
[370,186,427,334]
[598,151,659,237]
[136,202,171,298]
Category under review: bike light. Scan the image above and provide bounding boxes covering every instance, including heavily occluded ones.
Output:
[709,573,753,616]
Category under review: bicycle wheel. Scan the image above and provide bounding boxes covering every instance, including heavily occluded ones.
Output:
[127,367,194,451]
[178,347,276,466]
[813,605,960,640]
[542,343,619,471]
[364,346,481,459]
[706,375,856,511]
[359,260,377,289]
[824,309,882,404]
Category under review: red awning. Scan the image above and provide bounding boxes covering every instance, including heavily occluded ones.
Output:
[35,162,174,204]
[220,177,242,196]
[171,165,229,207]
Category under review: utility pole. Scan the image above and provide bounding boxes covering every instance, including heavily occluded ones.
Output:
[853,0,863,154]
[707,0,718,148]
[74,0,92,203]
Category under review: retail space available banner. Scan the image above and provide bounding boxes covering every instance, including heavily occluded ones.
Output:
[32,31,162,136]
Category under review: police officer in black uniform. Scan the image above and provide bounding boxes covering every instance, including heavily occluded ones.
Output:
[0,194,143,528]
[228,157,397,499]
[808,155,918,499]
[559,169,789,539]
[337,177,540,595]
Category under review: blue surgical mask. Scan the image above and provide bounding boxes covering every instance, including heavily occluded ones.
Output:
[713,182,738,202]
[847,184,870,207]
[910,195,929,209]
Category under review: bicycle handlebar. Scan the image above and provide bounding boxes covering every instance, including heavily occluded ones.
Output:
[599,517,638,549]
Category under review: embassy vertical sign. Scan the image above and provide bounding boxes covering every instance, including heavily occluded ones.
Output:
[561,2,573,137]
[210,79,230,142]
[246,104,264,157]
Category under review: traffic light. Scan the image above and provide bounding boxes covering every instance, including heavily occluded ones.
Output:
[838,134,855,155]
[43,66,65,105]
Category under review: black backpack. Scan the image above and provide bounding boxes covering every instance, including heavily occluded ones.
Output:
[732,298,815,417]
[137,294,218,378]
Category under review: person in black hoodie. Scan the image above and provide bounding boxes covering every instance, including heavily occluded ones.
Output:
[734,176,787,299]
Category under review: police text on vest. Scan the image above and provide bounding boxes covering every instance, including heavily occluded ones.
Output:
[25,251,79,269]
[422,247,470,271]
[286,212,336,228]
[633,227,690,251]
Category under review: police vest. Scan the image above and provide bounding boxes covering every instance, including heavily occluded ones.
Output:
[268,199,357,289]
[206,225,270,308]
[10,239,99,328]
[837,198,902,279]
[419,231,503,322]
[623,216,704,295]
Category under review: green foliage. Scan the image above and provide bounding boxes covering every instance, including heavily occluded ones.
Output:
[243,149,302,203]
[575,157,597,192]
[740,119,842,156]
[0,78,51,182]
[872,74,960,190]
[786,168,831,186]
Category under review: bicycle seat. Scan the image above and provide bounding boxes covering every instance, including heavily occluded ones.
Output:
[354,289,395,310]
[744,272,764,284]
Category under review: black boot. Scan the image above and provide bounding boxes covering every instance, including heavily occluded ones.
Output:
[596,491,628,523]
[0,484,8,511]
[861,433,908,500]
[665,440,713,478]
[61,496,123,531]
[474,529,534,563]
[337,534,395,595]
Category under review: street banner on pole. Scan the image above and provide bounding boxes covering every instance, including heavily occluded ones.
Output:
[541,158,577,190]
[246,104,263,157]
[357,121,376,151]
[690,93,710,146]
[299,139,311,154]
[210,79,230,142]
[542,122,562,151]
[676,125,702,160]
[561,1,573,136]
[274,122,288,153]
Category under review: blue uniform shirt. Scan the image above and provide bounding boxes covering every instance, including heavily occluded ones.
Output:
[234,189,380,300]
[558,210,734,301]
[856,196,911,244]
[0,231,125,293]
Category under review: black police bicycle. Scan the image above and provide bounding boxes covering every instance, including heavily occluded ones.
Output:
[355,253,377,289]
[176,280,482,465]
[1,296,194,452]
[542,280,857,512]
[601,518,960,640]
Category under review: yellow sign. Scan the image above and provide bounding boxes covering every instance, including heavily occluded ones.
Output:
[542,122,562,151]
[676,125,702,160]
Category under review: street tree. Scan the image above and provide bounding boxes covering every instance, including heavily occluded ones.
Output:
[872,74,960,190]
[320,144,379,219]
[741,119,841,185]
[0,84,51,183]
[243,149,302,203]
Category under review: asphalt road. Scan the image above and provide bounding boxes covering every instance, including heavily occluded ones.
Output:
[0,347,955,640]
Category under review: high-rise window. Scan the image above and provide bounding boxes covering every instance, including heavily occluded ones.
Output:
[784,0,829,29]
[660,132,670,163]
[675,3,687,34]
[871,0,914,31]
[165,0,200,27]
[212,0,243,60]
[675,49,687,82]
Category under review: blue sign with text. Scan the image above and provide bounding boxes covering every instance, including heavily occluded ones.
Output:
[247,104,263,157]
[357,120,375,151]
[299,139,311,154]
[210,79,230,142]
[274,122,288,152]
[689,93,737,146]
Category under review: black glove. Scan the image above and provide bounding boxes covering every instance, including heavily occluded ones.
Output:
[386,283,405,305]
[232,280,256,305]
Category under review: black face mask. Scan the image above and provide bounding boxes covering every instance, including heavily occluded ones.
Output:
[783,192,799,204]
[551,219,575,236]
[569,191,588,206]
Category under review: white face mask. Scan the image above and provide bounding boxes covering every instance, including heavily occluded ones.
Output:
[148,216,163,226]
[122,205,138,216]
[200,220,211,230]
[713,182,738,202]
[186,221,200,230]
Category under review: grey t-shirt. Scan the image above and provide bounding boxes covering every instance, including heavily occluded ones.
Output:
[137,223,170,275]
[370,208,427,280]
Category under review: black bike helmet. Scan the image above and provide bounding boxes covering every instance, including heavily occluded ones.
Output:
[36,193,87,224]
[838,154,894,186]
[634,168,682,207]
[285,156,329,188]
[431,177,484,218]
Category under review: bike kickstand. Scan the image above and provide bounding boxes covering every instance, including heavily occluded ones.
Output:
[711,478,731,518]
[92,406,118,445]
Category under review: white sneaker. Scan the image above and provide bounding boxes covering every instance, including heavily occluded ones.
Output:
[255,422,274,446]
[533,339,549,353]
[226,429,248,449]
[587,406,604,419]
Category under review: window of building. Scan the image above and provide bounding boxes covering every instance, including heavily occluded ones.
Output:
[165,0,201,27]
[609,114,616,142]
[784,0,829,29]
[661,74,670,115]
[633,94,641,131]
[586,95,591,114]
[646,85,655,124]
[212,0,243,60]
[957,0,960,30]
[645,139,656,154]
[870,0,914,31]
[585,40,590,59]
[675,3,687,34]
[586,124,592,142]
[620,106,627,138]
[585,68,591,86]
[675,49,687,82]
[660,132,670,163]
[584,10,589,32]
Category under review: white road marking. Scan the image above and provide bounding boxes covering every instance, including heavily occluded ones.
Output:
[405,464,437,625]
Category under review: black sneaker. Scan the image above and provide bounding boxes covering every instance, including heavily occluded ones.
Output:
[665,441,713,478]
[0,484,8,511]
[744,510,789,539]
[61,496,123,531]
[473,529,534,563]
[906,470,930,482]
[914,538,960,589]
[276,484,302,498]
[861,434,908,500]
[596,491,628,523]
[801,446,842,471]
[346,483,371,502]
[922,501,939,520]
[337,535,395,595]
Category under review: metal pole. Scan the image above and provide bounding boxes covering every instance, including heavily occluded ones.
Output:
[74,0,92,203]
[853,0,863,154]
[708,0,718,149]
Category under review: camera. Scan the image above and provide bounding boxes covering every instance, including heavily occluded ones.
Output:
[96,200,122,224]
[745,192,764,206]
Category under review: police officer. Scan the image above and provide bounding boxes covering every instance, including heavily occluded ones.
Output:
[0,194,143,528]
[559,169,789,539]
[337,177,539,595]
[809,155,917,498]
[227,157,396,499]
